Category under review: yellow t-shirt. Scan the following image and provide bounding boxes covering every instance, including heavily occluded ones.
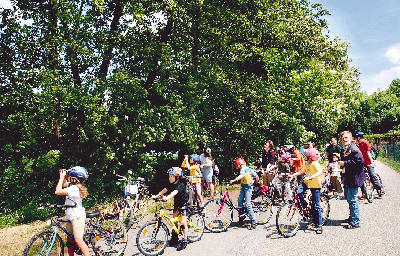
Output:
[303,161,322,188]
[181,160,202,183]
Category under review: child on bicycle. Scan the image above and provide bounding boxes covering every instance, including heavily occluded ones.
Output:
[229,158,258,230]
[55,166,90,256]
[290,148,323,234]
[181,154,204,207]
[152,167,189,251]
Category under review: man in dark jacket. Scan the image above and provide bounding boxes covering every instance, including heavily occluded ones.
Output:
[338,131,365,229]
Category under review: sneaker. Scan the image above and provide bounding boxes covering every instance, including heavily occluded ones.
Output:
[359,194,367,200]
[307,223,316,230]
[315,227,323,234]
[345,224,360,229]
[177,241,187,251]
[249,223,257,230]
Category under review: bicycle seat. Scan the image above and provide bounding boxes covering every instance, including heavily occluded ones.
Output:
[86,211,100,218]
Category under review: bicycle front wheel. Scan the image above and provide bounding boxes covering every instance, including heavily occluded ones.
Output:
[203,198,233,232]
[252,196,274,225]
[276,203,301,238]
[91,219,127,256]
[187,212,205,242]
[136,221,169,256]
[364,173,375,203]
[23,229,64,256]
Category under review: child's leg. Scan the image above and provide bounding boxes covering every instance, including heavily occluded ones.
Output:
[170,210,179,245]
[238,187,245,208]
[310,188,322,227]
[66,222,75,256]
[195,183,204,206]
[244,187,256,224]
[336,177,343,193]
[296,182,308,208]
[70,217,90,256]
[181,215,188,240]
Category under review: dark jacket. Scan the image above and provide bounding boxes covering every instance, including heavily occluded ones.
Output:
[262,149,275,168]
[341,143,365,188]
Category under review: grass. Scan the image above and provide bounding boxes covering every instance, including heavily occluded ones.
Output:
[378,155,400,173]
[0,220,47,256]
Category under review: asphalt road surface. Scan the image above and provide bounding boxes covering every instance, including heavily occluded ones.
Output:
[124,161,400,256]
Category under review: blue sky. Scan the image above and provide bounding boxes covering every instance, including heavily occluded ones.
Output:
[2,0,399,94]
[310,0,400,94]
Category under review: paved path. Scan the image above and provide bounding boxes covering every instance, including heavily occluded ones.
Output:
[124,161,400,256]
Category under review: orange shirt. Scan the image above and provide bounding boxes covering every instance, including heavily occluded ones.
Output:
[292,150,305,173]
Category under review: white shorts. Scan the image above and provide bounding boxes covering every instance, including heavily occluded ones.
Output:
[66,215,86,239]
[202,169,213,183]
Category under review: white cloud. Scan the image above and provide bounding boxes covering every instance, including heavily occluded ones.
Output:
[361,65,400,94]
[385,43,400,64]
[0,0,12,9]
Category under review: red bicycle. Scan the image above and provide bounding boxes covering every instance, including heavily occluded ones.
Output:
[276,181,330,238]
[203,183,274,232]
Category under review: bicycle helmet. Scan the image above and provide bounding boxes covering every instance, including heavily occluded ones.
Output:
[233,158,246,169]
[190,154,201,164]
[167,167,182,177]
[355,131,364,138]
[204,147,212,156]
[67,166,89,182]
[306,148,320,161]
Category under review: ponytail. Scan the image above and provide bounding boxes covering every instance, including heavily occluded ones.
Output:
[76,182,88,199]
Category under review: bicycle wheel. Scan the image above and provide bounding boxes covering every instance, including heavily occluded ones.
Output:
[364,173,375,203]
[136,221,169,256]
[23,229,64,256]
[187,212,205,242]
[251,196,273,225]
[90,219,127,256]
[203,198,233,232]
[276,203,301,238]
[320,194,330,225]
[375,173,383,187]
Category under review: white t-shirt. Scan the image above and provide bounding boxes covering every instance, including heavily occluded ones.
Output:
[64,183,85,220]
[328,162,341,177]
[200,154,213,173]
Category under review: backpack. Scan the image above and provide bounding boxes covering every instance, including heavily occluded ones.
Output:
[371,146,378,160]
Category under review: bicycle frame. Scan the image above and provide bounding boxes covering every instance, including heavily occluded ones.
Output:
[158,209,186,234]
[216,185,251,216]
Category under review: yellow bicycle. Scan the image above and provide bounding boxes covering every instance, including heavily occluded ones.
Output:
[136,199,205,256]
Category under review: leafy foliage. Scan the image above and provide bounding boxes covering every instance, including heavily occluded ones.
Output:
[0,0,361,224]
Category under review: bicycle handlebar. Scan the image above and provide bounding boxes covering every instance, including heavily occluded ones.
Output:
[38,203,76,210]
[115,174,146,183]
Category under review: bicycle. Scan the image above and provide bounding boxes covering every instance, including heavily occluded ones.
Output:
[203,183,273,232]
[362,168,384,203]
[260,169,295,205]
[23,203,127,256]
[183,175,204,211]
[115,174,150,230]
[276,181,330,238]
[136,199,205,256]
